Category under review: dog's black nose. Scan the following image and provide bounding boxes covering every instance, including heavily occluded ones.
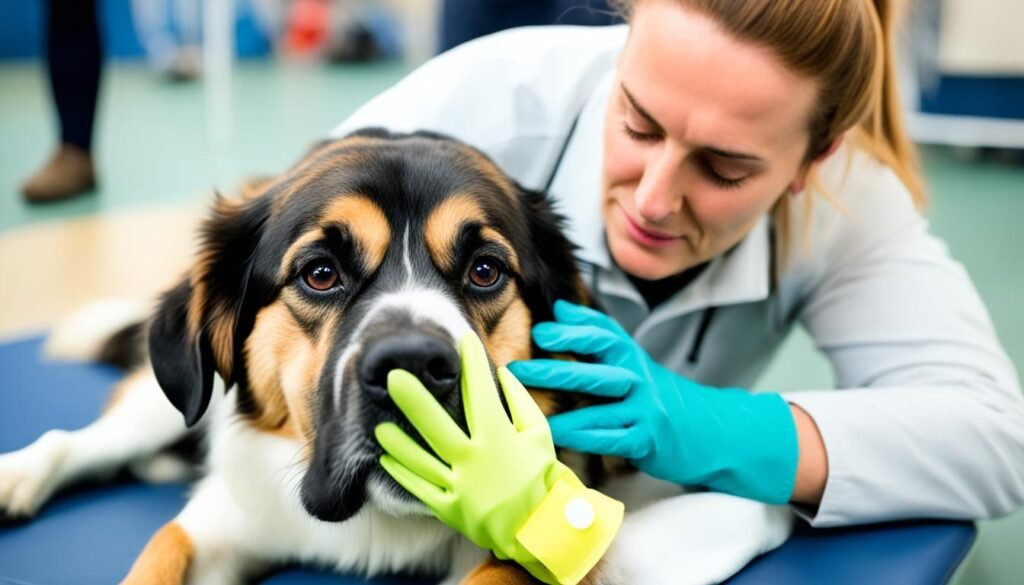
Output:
[360,332,460,402]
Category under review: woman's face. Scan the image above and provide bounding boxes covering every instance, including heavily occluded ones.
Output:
[602,1,819,280]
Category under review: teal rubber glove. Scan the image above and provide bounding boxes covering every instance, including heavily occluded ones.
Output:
[507,300,799,504]
[374,332,623,585]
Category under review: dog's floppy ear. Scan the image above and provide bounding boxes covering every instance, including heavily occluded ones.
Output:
[517,186,590,321]
[148,194,272,426]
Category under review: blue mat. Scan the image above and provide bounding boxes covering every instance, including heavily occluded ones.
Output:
[0,336,975,584]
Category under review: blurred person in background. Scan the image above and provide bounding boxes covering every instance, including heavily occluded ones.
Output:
[440,0,622,52]
[21,0,102,204]
[130,0,202,81]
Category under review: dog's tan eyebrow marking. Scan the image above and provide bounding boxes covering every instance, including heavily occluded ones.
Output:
[425,194,486,273]
[425,194,522,276]
[424,197,511,276]
[279,194,391,279]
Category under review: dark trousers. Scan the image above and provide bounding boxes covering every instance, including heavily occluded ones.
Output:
[440,0,622,53]
[47,0,102,152]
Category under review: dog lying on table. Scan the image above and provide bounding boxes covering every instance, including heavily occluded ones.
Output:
[0,129,792,584]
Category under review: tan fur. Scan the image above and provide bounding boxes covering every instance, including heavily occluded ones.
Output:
[280,195,390,281]
[461,557,608,585]
[484,298,532,368]
[318,195,391,270]
[186,198,247,380]
[121,522,193,585]
[242,300,329,441]
[424,194,487,273]
[461,558,539,585]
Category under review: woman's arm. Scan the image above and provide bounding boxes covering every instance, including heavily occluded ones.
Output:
[790,404,828,505]
[783,152,1024,526]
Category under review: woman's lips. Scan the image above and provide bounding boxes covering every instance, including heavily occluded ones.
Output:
[620,207,683,249]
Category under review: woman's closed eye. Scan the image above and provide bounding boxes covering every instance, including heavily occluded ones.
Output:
[697,154,751,189]
[622,121,661,144]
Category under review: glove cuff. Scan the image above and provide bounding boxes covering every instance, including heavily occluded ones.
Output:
[513,472,624,585]
[712,390,799,504]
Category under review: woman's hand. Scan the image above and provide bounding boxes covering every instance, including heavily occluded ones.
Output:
[508,300,799,504]
[375,332,623,585]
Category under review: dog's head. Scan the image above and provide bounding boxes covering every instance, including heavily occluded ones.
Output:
[148,129,588,522]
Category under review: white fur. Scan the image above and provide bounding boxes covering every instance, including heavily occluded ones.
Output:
[175,392,461,582]
[333,286,472,408]
[4,295,794,584]
[402,222,414,285]
[43,298,152,362]
[600,487,793,584]
[0,370,190,518]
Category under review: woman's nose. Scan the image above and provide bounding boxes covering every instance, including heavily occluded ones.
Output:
[634,149,684,223]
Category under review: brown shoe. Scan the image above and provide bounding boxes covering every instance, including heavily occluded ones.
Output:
[21,144,97,203]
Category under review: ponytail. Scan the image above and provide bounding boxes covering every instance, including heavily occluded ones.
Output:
[859,0,926,207]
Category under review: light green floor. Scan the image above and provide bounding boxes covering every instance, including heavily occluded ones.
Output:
[0,60,413,231]
[1,60,1023,582]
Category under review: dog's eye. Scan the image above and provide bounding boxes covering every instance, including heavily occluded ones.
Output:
[301,260,341,292]
[469,257,503,289]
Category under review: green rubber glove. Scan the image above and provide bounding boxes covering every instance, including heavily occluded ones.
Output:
[374,332,623,585]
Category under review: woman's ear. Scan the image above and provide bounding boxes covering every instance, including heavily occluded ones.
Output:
[789,137,844,195]
[147,195,272,426]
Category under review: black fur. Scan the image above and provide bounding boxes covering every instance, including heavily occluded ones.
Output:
[148,129,588,521]
[96,321,147,370]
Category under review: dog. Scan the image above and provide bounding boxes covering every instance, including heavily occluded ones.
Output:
[0,129,792,585]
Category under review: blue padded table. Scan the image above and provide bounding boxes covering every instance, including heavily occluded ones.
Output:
[0,335,975,584]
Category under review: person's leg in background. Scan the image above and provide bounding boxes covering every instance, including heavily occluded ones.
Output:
[21,0,102,204]
[172,0,203,78]
[131,0,178,75]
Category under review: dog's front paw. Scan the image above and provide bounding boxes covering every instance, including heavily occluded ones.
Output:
[0,430,71,519]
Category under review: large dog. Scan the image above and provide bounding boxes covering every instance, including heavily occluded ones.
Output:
[0,130,790,584]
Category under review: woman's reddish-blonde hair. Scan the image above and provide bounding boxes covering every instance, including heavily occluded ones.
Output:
[612,0,925,207]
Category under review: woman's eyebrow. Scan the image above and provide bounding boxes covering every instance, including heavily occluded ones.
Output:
[621,83,664,133]
[704,147,764,163]
[621,83,766,163]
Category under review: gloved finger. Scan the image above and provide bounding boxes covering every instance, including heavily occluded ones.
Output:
[550,427,653,460]
[387,369,470,461]
[497,366,547,432]
[459,331,509,438]
[379,454,453,513]
[531,322,633,366]
[506,359,637,398]
[547,402,640,434]
[553,300,630,337]
[375,423,453,489]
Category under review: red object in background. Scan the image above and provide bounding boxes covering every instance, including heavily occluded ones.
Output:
[286,0,329,55]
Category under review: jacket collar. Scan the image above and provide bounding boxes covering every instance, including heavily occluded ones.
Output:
[549,74,773,317]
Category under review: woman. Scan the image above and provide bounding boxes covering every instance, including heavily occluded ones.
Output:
[338,0,1024,581]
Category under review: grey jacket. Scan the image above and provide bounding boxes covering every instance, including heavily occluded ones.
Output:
[331,24,1024,527]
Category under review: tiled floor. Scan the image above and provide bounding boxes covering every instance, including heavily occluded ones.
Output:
[0,59,1022,583]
